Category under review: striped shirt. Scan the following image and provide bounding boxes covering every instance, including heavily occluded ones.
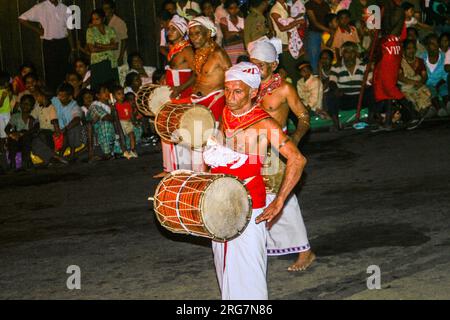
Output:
[329,61,369,96]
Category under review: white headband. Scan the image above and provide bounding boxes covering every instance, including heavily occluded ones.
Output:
[188,16,217,37]
[248,36,283,63]
[225,62,261,89]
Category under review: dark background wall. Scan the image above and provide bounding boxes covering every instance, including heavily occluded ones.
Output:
[0,0,164,79]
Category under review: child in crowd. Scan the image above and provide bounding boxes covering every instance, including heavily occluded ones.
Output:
[0,72,13,155]
[87,85,128,160]
[66,71,83,100]
[322,14,338,65]
[18,73,40,110]
[332,10,360,62]
[4,94,35,170]
[297,63,329,119]
[403,2,433,31]
[112,86,138,158]
[79,89,96,161]
[12,63,35,95]
[74,58,92,90]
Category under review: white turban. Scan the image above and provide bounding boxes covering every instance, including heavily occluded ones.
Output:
[188,16,217,37]
[225,62,261,89]
[169,15,188,36]
[248,36,283,63]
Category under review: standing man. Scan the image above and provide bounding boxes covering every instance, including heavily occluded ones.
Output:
[244,0,272,47]
[249,39,316,271]
[203,62,307,299]
[103,0,128,67]
[188,17,232,121]
[19,0,76,93]
[154,15,196,179]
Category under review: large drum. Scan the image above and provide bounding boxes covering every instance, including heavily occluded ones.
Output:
[262,148,286,194]
[151,170,253,242]
[136,84,172,117]
[155,103,215,148]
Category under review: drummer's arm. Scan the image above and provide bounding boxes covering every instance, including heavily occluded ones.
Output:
[172,47,196,98]
[255,119,307,224]
[285,83,310,145]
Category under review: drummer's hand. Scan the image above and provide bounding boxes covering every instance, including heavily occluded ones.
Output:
[256,197,284,225]
[170,86,182,99]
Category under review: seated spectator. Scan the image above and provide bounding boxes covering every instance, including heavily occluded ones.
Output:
[18,73,40,106]
[112,86,138,158]
[78,89,95,161]
[328,41,375,130]
[398,40,433,115]
[163,0,177,15]
[124,72,143,97]
[65,71,83,100]
[30,90,68,166]
[332,10,360,62]
[318,49,335,114]
[220,0,246,65]
[12,63,35,96]
[74,58,91,89]
[407,27,427,57]
[127,52,156,85]
[0,71,13,154]
[297,62,328,119]
[87,85,119,160]
[322,13,338,64]
[51,83,83,161]
[440,32,450,54]
[421,33,449,116]
[4,95,35,170]
[201,0,224,46]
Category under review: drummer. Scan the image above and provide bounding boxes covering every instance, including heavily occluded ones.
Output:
[188,17,231,121]
[154,15,196,179]
[249,38,316,272]
[203,62,307,300]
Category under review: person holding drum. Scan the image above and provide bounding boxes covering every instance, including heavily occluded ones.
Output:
[249,38,316,272]
[203,62,307,299]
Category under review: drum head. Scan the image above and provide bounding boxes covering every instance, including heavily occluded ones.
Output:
[149,86,172,114]
[178,105,215,148]
[201,177,251,241]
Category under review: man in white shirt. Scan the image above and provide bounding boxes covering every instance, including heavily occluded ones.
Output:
[103,0,128,66]
[19,0,75,92]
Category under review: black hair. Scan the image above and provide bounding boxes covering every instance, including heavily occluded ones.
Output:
[161,10,174,22]
[23,72,39,83]
[298,61,312,71]
[66,71,83,82]
[325,13,337,27]
[152,69,166,84]
[127,52,144,68]
[102,0,116,9]
[125,72,140,87]
[439,32,450,44]
[74,58,90,67]
[163,0,176,9]
[201,0,214,9]
[111,85,124,95]
[401,2,415,11]
[19,62,36,75]
[95,84,110,95]
[341,41,359,52]
[407,27,419,37]
[336,9,351,19]
[403,39,417,49]
[236,55,250,63]
[77,88,95,106]
[224,0,240,9]
[56,82,75,96]
[320,49,334,60]
[0,71,10,86]
[91,9,106,21]
[20,94,36,107]
[424,33,439,46]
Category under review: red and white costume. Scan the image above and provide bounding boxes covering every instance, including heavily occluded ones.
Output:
[203,104,271,300]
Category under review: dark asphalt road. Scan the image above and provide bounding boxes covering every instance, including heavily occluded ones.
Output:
[1,120,449,299]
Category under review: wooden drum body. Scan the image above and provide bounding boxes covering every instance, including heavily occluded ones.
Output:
[136,84,172,117]
[152,170,253,242]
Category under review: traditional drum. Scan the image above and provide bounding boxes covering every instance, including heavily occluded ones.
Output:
[151,170,253,242]
[136,84,172,117]
[262,148,286,194]
[155,103,215,148]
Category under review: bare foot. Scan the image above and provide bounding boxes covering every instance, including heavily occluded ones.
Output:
[288,250,316,272]
[153,171,169,179]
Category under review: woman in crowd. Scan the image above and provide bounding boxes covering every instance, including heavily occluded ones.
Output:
[220,0,246,65]
[127,52,156,86]
[398,39,432,114]
[86,9,119,90]
[12,63,35,96]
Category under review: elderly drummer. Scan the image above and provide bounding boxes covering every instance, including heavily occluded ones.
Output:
[202,62,307,300]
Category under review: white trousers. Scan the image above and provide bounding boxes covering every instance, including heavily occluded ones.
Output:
[212,208,268,300]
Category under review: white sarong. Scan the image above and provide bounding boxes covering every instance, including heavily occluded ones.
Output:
[212,208,268,300]
[266,193,310,255]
